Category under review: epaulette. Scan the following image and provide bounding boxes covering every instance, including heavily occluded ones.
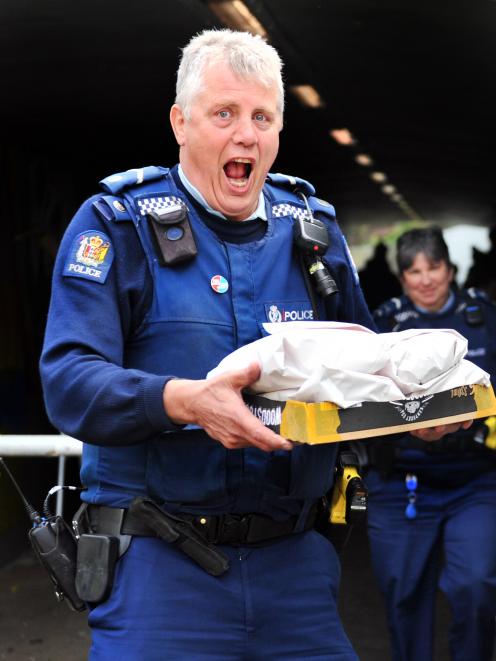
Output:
[373,297,403,319]
[99,166,169,195]
[266,172,316,196]
[311,197,336,218]
[266,172,336,220]
[466,287,491,303]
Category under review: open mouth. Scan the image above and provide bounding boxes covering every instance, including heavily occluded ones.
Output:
[223,158,253,188]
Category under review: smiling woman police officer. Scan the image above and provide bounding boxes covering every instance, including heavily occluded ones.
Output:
[367,226,496,661]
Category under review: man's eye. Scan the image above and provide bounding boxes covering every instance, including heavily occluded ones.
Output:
[254,112,267,122]
[218,110,231,119]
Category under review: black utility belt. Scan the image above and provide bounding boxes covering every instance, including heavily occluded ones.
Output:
[73,498,320,593]
[83,502,318,547]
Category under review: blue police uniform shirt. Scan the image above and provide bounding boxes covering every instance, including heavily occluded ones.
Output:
[40,164,374,515]
[373,289,496,483]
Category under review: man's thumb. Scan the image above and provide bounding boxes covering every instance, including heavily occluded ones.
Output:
[229,361,262,390]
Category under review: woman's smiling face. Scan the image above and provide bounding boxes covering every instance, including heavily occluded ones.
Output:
[401,251,454,312]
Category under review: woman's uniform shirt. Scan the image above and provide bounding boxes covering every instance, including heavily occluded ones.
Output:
[372,288,496,485]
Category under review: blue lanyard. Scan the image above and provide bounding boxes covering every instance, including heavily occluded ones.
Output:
[405,473,418,519]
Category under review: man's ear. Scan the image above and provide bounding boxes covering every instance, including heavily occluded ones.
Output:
[170,104,186,146]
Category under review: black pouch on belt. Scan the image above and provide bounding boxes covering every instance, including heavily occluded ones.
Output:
[75,534,120,603]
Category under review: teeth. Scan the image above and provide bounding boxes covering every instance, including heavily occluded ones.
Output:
[229,178,248,187]
[232,158,252,164]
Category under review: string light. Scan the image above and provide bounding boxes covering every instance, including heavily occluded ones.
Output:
[355,153,373,166]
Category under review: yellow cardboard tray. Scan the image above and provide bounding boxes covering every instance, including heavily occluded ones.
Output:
[243,384,496,444]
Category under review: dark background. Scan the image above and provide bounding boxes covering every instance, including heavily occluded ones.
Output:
[2,0,495,225]
[0,0,495,554]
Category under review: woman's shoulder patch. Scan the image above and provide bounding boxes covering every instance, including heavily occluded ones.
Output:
[63,230,114,284]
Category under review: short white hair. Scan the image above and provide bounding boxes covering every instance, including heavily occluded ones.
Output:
[175,29,285,120]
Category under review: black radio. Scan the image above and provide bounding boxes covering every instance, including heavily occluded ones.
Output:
[0,457,85,611]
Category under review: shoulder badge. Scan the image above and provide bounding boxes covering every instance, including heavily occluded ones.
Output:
[311,197,336,218]
[92,195,133,223]
[63,230,114,284]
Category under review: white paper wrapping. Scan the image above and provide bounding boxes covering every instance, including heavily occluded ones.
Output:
[207,321,490,408]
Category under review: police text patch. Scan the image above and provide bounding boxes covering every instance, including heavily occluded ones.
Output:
[264,302,314,323]
[63,230,114,284]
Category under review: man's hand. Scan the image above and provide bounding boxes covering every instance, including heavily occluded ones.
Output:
[163,362,293,452]
[410,419,473,442]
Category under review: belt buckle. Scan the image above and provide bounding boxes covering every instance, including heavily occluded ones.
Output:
[220,514,250,544]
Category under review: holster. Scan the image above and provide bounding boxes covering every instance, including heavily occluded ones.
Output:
[128,497,230,577]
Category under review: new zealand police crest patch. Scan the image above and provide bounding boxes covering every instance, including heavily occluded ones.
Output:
[63,230,114,284]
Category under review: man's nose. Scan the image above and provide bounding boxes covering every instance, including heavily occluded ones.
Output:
[232,117,257,145]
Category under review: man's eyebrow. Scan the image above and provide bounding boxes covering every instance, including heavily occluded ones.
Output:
[210,97,238,107]
[210,98,275,113]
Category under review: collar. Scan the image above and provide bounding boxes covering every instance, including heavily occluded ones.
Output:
[413,289,455,315]
[177,164,267,222]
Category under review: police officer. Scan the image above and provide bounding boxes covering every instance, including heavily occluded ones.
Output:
[39,32,466,660]
[367,226,496,661]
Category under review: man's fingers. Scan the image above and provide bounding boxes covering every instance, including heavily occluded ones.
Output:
[208,399,293,452]
[196,375,292,451]
[222,426,293,452]
[164,366,293,451]
[246,419,293,452]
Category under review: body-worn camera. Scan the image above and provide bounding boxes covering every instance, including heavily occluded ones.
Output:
[147,204,198,266]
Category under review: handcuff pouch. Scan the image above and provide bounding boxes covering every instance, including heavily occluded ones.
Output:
[75,534,119,604]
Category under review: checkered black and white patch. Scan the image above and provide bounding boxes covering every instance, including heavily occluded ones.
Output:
[272,203,312,221]
[137,196,185,217]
